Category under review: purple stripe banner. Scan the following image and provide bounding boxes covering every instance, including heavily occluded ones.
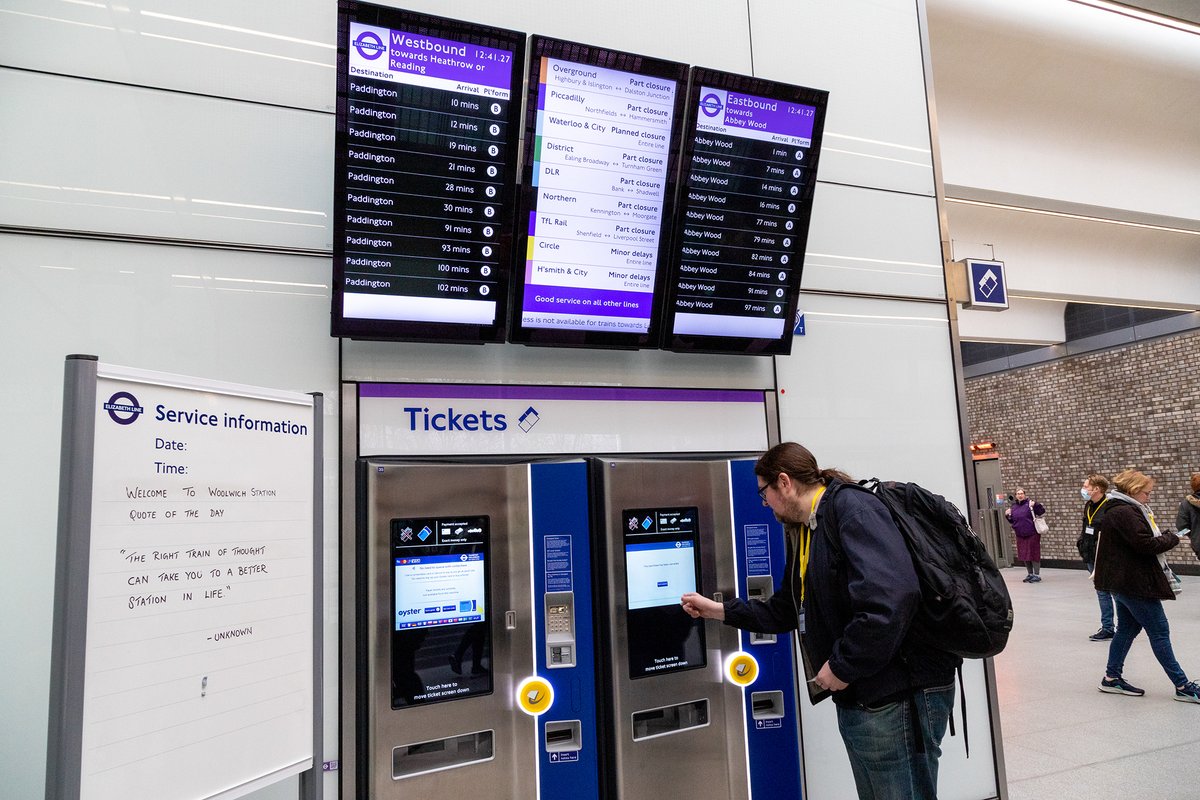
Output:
[359,384,763,403]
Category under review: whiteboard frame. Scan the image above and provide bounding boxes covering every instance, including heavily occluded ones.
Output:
[46,355,323,800]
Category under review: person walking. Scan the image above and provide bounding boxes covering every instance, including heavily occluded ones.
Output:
[680,442,960,800]
[1078,473,1116,640]
[1094,469,1200,703]
[1176,472,1200,539]
[1005,488,1045,582]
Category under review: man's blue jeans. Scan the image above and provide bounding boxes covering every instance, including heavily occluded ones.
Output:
[1107,592,1188,688]
[835,682,956,800]
[1086,561,1115,632]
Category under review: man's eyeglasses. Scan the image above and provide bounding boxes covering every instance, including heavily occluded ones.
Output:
[757,477,776,501]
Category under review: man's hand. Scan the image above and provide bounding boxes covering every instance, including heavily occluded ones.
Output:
[680,592,725,621]
[813,660,848,692]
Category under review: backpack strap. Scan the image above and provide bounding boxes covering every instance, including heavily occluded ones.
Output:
[815,479,877,566]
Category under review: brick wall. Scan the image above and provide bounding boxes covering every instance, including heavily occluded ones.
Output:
[964,328,1200,573]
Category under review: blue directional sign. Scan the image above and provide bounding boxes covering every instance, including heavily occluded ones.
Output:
[963,259,1008,310]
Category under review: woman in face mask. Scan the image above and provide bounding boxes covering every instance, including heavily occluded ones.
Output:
[1005,488,1045,582]
[1093,469,1199,703]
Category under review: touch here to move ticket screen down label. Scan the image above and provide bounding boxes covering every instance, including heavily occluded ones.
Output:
[334,7,524,341]
[514,44,686,347]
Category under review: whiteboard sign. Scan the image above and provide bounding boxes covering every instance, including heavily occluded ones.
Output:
[50,360,318,800]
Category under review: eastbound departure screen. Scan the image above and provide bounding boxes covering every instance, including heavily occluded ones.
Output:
[510,37,688,349]
[332,4,525,342]
[663,69,828,355]
[622,506,706,679]
[390,515,492,709]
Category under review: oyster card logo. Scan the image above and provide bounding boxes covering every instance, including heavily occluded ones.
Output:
[353,30,386,60]
[103,391,143,425]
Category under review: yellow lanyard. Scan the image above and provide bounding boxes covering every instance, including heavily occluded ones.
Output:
[796,486,826,603]
[1086,498,1108,526]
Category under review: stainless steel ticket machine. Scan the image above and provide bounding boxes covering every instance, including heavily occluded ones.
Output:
[590,457,753,800]
[355,460,599,799]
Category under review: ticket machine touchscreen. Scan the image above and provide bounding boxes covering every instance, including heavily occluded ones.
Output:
[390,515,491,708]
[622,506,706,678]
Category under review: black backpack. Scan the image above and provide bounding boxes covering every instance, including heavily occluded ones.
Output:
[824,479,1013,659]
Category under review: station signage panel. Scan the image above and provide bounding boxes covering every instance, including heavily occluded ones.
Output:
[663,69,828,355]
[962,258,1008,310]
[356,383,770,456]
[332,3,526,342]
[509,37,688,349]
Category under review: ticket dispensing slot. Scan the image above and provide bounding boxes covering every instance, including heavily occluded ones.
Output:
[544,591,576,668]
[745,576,777,645]
[392,730,495,779]
[544,719,582,753]
[750,691,785,721]
[631,699,710,741]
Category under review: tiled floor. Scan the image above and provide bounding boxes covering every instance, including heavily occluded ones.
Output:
[995,566,1200,799]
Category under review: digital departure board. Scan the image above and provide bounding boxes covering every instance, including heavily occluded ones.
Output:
[662,69,828,355]
[332,3,526,342]
[510,37,688,349]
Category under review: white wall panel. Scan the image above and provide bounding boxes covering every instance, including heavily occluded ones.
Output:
[775,293,998,800]
[802,183,945,299]
[948,200,1200,309]
[929,0,1200,221]
[0,233,340,800]
[389,0,753,73]
[0,69,334,250]
[342,337,776,388]
[749,0,935,196]
[777,294,964,504]
[0,0,337,111]
[958,297,1067,345]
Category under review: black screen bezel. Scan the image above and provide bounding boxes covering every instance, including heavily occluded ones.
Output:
[621,506,707,679]
[389,515,492,709]
[661,67,829,356]
[331,2,527,343]
[508,36,689,350]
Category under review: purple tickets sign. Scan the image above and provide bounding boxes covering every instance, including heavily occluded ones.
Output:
[388,30,513,90]
[716,89,815,139]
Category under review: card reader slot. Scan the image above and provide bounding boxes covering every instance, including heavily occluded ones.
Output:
[746,576,778,644]
[392,730,494,779]
[631,699,710,741]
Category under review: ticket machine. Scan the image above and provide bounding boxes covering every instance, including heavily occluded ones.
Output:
[590,457,803,800]
[355,460,599,799]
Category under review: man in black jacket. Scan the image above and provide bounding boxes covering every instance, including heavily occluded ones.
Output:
[681,442,960,800]
[1078,473,1116,641]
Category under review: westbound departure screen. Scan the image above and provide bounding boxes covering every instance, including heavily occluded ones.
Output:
[664,70,828,355]
[390,515,492,709]
[332,4,525,342]
[511,38,688,349]
[622,506,706,679]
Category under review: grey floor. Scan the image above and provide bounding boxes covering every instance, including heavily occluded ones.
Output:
[995,566,1200,799]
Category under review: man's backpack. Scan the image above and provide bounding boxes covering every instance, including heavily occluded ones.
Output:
[824,479,1014,659]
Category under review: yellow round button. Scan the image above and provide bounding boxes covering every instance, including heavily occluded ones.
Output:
[516,676,554,716]
[726,652,759,687]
